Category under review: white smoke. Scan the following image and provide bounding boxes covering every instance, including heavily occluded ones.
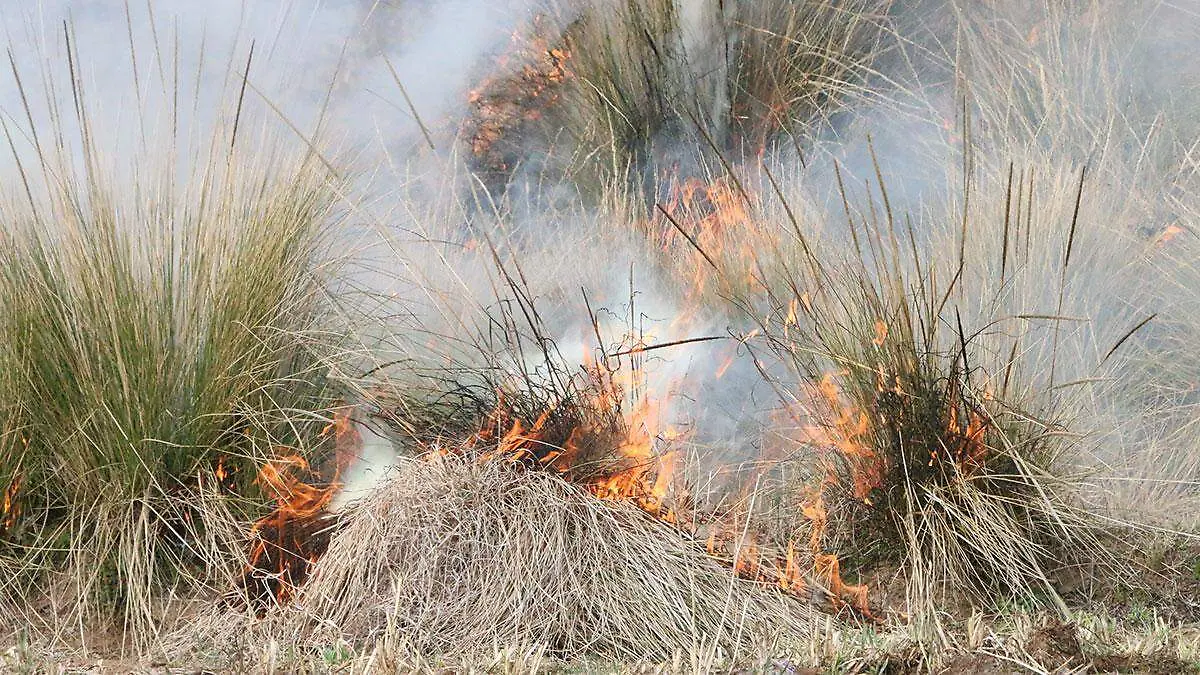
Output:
[4,0,1198,515]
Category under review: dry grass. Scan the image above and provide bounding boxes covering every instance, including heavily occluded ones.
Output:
[2,0,1200,670]
[710,156,1134,634]
[184,455,820,665]
[468,0,887,194]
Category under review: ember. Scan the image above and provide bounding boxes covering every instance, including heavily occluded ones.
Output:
[1,473,19,533]
[464,15,573,183]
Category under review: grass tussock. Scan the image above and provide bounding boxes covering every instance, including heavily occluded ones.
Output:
[741,167,1122,627]
[469,0,887,190]
[0,131,344,645]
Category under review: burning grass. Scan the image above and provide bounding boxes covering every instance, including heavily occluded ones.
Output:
[736,164,1138,630]
[4,0,1200,668]
[465,0,887,193]
[205,455,819,662]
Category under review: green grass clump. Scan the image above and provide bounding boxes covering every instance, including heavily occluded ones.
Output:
[0,129,344,644]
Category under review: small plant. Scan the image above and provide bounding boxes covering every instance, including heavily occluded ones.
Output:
[320,641,354,667]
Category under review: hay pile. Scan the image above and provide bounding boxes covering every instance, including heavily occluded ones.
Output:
[284,455,818,661]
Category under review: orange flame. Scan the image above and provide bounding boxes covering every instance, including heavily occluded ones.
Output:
[702,522,874,613]
[1,474,20,532]
[814,553,870,615]
[465,15,574,170]
[1156,224,1184,245]
[872,320,888,346]
[946,399,989,475]
[809,372,884,503]
[436,394,684,525]
[241,408,361,608]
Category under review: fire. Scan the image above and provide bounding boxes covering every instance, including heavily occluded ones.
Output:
[430,394,685,525]
[255,456,336,520]
[1155,223,1184,246]
[778,357,998,618]
[943,387,990,475]
[656,175,752,252]
[408,312,881,617]
[238,408,360,609]
[739,369,886,617]
[809,372,884,503]
[231,344,882,619]
[212,454,240,492]
[734,539,761,577]
[700,480,869,615]
[644,172,772,301]
[588,397,683,517]
[814,553,869,615]
[1,473,20,532]
[872,320,888,346]
[800,492,829,553]
[701,518,869,615]
[785,298,799,327]
[797,494,869,615]
[715,352,737,380]
[464,16,573,175]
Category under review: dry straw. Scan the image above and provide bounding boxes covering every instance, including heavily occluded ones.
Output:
[193,455,821,663]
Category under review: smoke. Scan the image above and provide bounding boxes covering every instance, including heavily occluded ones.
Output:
[4,0,1198,514]
[0,0,549,184]
[776,0,1200,514]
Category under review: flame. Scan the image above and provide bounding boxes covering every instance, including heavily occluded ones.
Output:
[814,553,870,615]
[435,393,684,525]
[657,175,751,250]
[946,394,990,475]
[254,456,335,521]
[872,320,888,346]
[734,539,761,578]
[781,542,806,593]
[415,322,877,615]
[715,352,736,380]
[1,473,20,532]
[1155,223,1184,246]
[645,172,771,302]
[212,454,242,492]
[588,398,682,518]
[465,15,574,171]
[800,492,829,553]
[702,523,873,613]
[240,408,361,609]
[809,372,884,503]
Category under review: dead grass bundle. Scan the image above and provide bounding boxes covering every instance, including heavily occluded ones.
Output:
[285,455,818,661]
